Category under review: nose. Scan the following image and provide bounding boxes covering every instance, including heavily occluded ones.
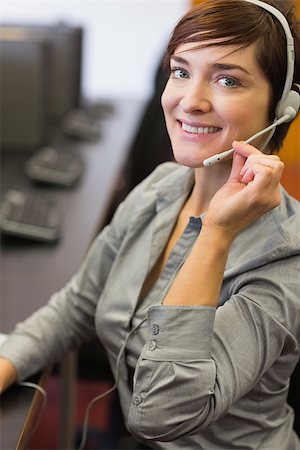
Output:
[179,82,212,114]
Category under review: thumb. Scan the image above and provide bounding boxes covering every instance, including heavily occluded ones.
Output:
[228,150,246,183]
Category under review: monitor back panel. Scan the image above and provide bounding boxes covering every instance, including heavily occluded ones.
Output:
[0,36,50,152]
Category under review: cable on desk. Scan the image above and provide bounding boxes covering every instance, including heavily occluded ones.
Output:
[17,381,48,443]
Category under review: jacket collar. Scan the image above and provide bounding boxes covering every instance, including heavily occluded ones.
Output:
[153,163,194,213]
[150,163,300,277]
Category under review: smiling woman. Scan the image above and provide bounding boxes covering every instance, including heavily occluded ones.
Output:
[0,1,299,450]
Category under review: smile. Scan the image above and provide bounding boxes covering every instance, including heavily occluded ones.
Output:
[181,122,221,134]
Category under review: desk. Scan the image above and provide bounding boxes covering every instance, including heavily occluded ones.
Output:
[0,98,145,449]
[0,371,49,450]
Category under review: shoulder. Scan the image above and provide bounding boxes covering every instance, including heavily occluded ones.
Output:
[137,161,188,189]
[226,187,300,278]
[274,187,300,246]
[123,161,192,210]
[101,162,190,241]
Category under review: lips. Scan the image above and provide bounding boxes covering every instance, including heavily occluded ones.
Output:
[180,121,222,135]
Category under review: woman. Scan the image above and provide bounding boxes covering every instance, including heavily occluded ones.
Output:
[1,0,300,448]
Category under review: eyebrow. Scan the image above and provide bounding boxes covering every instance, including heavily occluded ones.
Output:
[170,55,251,75]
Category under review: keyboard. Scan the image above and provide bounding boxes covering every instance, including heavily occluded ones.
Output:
[0,189,61,243]
[25,147,84,187]
[62,109,101,141]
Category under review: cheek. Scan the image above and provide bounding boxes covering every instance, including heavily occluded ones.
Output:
[217,96,249,124]
[161,88,172,115]
[161,81,180,117]
[217,95,269,129]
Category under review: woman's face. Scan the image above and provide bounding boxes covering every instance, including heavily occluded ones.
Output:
[161,41,272,168]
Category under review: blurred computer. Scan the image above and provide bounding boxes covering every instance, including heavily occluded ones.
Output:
[0,23,84,242]
[0,23,83,152]
[0,29,51,151]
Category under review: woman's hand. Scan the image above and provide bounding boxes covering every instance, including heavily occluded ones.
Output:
[203,141,284,240]
[0,357,17,394]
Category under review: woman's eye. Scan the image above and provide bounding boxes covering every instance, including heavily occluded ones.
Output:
[217,76,240,88]
[170,67,189,79]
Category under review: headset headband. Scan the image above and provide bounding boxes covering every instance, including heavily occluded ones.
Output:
[244,0,295,100]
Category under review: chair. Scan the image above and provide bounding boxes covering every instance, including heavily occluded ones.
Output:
[288,358,300,437]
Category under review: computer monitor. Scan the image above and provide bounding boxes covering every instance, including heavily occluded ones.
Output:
[0,30,50,151]
[36,23,83,121]
[0,23,83,152]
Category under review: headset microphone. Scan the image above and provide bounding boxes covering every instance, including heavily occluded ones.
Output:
[203,114,291,166]
[203,0,300,167]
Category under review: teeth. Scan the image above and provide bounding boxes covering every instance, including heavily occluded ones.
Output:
[182,122,220,134]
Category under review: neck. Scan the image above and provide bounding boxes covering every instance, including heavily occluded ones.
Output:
[186,161,232,217]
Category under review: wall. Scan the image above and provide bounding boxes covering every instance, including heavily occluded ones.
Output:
[0,0,188,101]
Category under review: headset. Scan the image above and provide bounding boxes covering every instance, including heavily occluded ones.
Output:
[203,0,300,167]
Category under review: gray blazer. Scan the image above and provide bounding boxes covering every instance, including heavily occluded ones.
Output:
[1,163,300,449]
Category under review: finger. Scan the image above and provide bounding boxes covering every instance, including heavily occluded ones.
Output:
[241,163,270,184]
[240,155,281,177]
[241,160,284,186]
[232,140,262,158]
[241,154,283,176]
[232,141,262,181]
[228,151,246,182]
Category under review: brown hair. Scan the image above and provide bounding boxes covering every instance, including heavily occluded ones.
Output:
[164,0,300,152]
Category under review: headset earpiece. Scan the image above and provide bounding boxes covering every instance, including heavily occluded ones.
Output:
[275,89,300,122]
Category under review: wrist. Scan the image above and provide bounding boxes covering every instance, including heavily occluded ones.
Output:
[163,216,233,307]
[201,218,237,248]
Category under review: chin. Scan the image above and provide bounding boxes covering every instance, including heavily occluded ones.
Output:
[173,151,204,168]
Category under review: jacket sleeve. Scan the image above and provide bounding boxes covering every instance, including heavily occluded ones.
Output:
[0,184,140,381]
[127,256,300,442]
[0,162,178,382]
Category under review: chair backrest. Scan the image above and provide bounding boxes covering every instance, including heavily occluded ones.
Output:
[287,358,300,437]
